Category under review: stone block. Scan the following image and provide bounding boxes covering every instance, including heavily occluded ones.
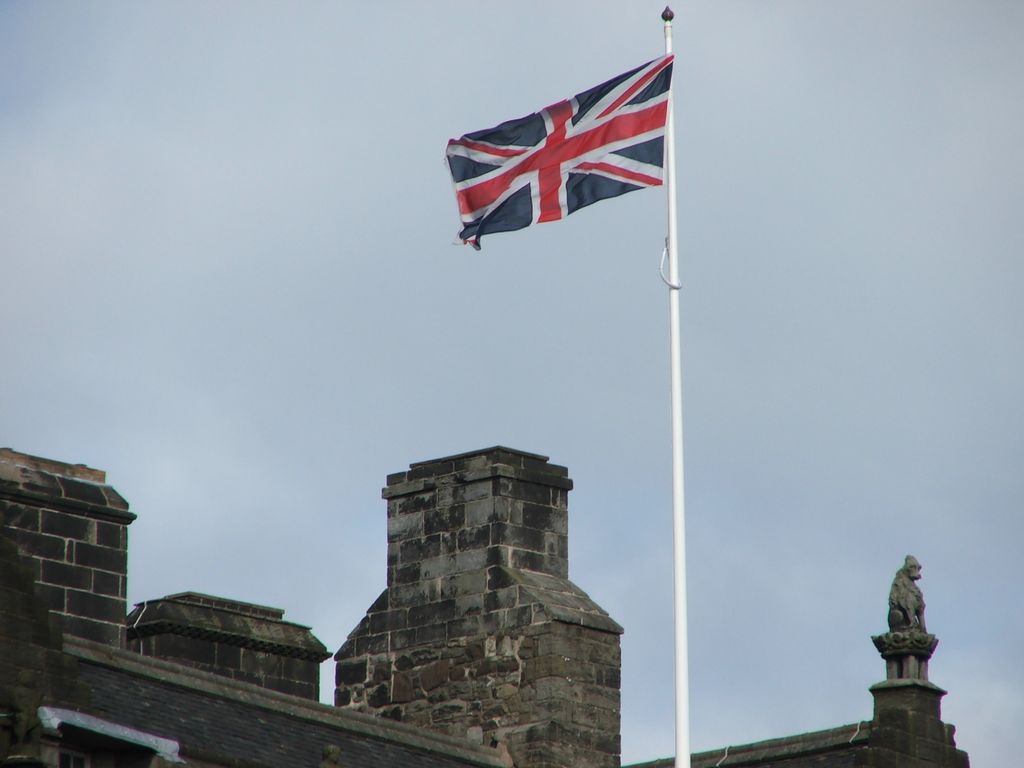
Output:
[391,628,416,650]
[419,659,450,691]
[490,523,545,552]
[155,633,216,665]
[394,563,421,584]
[414,623,447,645]
[91,569,121,597]
[455,593,483,616]
[430,701,468,723]
[58,614,121,646]
[241,649,283,677]
[486,545,510,567]
[364,632,388,655]
[367,683,390,707]
[457,525,490,551]
[408,599,456,628]
[336,659,368,685]
[33,582,65,613]
[462,499,493,528]
[390,582,434,608]
[390,490,437,516]
[215,642,242,671]
[439,570,486,598]
[9,529,66,560]
[872,726,914,756]
[486,566,515,590]
[510,548,565,577]
[2,504,39,531]
[454,549,487,573]
[406,459,455,481]
[387,510,423,542]
[916,738,944,763]
[522,654,578,683]
[440,531,458,554]
[66,588,124,623]
[571,702,619,731]
[400,536,441,563]
[547,533,568,560]
[369,608,408,633]
[521,504,567,534]
[40,509,93,541]
[95,520,124,548]
[484,587,518,612]
[424,505,466,536]
[73,541,126,573]
[452,479,495,504]
[595,664,620,688]
[419,555,456,581]
[57,476,108,505]
[391,671,415,703]
[498,478,552,505]
[40,560,91,590]
[446,615,482,639]
[269,676,315,699]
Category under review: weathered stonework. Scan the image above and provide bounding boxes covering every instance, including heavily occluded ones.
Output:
[335,447,623,768]
[0,449,134,648]
[0,508,90,763]
[127,592,330,700]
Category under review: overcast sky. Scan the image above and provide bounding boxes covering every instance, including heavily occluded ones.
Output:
[2,2,1021,766]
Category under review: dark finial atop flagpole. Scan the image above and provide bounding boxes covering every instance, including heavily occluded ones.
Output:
[662,6,674,22]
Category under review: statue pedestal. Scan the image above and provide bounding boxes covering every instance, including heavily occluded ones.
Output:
[869,677,946,720]
[871,630,938,681]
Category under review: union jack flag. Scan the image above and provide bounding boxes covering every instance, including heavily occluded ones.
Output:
[446,55,673,249]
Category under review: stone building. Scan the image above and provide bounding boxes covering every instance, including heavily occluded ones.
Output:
[0,446,970,768]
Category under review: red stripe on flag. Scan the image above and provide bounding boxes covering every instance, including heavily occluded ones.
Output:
[448,138,529,159]
[537,100,573,222]
[596,55,673,120]
[576,161,663,187]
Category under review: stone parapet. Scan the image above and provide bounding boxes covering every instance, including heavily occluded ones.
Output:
[0,449,133,648]
[864,680,969,768]
[127,592,329,700]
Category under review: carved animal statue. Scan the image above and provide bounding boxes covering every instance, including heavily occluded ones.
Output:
[888,555,927,633]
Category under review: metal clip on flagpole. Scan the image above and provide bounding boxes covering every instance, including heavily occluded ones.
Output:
[662,7,691,768]
[660,238,682,290]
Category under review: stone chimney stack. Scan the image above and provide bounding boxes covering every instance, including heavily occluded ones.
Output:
[335,447,623,768]
[126,592,330,700]
[0,448,134,648]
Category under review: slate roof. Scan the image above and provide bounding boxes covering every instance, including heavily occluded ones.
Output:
[66,637,508,768]
[624,723,870,768]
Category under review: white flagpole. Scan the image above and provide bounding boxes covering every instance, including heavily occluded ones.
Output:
[662,7,690,768]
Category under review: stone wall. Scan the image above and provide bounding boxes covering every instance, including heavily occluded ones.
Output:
[860,681,970,768]
[335,447,623,768]
[0,506,90,761]
[0,449,134,647]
